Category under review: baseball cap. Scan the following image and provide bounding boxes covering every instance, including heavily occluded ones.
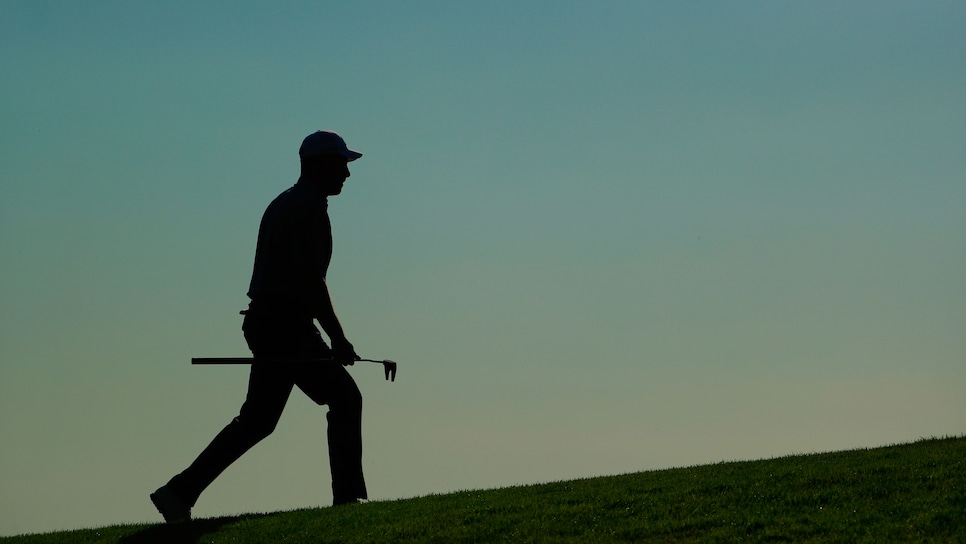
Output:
[299,130,363,161]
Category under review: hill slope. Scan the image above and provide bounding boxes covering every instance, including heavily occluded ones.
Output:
[4,436,964,543]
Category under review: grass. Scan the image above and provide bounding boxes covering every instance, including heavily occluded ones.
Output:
[5,436,963,543]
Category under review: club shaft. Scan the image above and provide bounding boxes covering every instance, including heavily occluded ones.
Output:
[191,357,383,364]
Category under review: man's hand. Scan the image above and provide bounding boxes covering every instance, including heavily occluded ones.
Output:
[331,337,360,366]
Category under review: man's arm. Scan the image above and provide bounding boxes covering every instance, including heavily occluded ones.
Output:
[315,278,360,364]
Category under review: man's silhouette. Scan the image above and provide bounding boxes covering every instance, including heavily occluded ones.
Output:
[151,130,368,522]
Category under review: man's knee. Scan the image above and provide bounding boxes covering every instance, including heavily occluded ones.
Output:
[340,384,363,410]
[233,413,281,441]
[330,382,362,413]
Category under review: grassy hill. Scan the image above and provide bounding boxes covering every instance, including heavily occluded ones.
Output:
[5,436,963,543]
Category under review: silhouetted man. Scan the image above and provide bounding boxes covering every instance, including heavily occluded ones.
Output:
[151,130,368,523]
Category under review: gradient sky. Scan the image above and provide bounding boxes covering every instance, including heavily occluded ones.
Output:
[1,0,964,536]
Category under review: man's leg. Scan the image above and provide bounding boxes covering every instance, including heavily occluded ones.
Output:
[163,364,294,508]
[297,365,368,504]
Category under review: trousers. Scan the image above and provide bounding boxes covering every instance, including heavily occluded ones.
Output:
[167,311,367,506]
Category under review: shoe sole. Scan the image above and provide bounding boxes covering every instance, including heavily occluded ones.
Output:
[150,489,190,523]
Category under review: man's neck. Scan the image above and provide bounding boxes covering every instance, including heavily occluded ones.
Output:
[296,176,330,198]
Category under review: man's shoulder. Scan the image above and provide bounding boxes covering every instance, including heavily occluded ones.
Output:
[261,183,327,231]
[270,183,327,210]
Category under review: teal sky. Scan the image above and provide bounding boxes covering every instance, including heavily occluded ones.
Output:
[1,1,964,535]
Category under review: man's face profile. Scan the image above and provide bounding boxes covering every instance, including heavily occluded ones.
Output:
[304,154,351,196]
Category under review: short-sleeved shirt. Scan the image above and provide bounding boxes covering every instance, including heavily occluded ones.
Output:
[247,180,332,318]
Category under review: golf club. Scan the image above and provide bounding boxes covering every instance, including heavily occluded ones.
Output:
[191,357,398,382]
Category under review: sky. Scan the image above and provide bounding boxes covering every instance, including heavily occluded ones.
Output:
[1,0,964,536]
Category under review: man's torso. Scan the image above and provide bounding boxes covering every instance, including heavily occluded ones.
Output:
[246,181,332,317]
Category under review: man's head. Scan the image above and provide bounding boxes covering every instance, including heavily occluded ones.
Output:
[298,130,362,196]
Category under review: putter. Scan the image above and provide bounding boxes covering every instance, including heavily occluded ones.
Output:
[191,357,398,382]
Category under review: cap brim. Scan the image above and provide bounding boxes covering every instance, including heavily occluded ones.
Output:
[343,149,363,162]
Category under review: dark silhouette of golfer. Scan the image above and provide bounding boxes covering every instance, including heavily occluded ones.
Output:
[151,130,368,522]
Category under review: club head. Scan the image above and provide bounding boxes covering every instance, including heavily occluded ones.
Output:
[383,359,397,382]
